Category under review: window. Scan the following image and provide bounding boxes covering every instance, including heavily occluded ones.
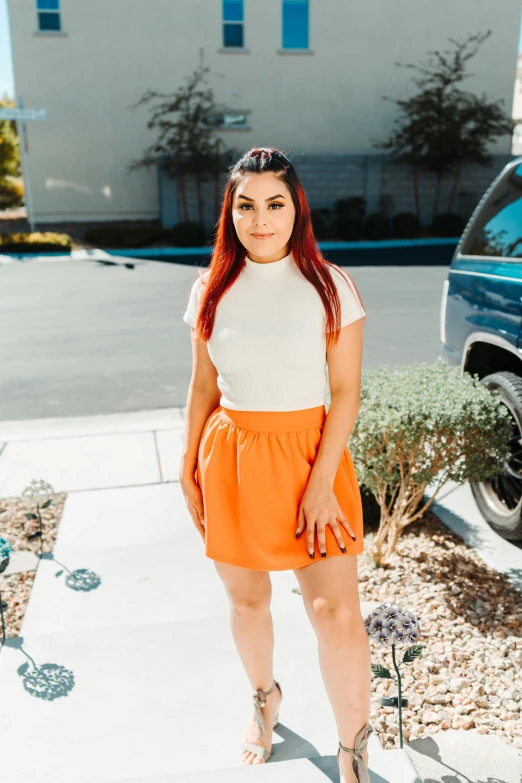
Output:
[203,111,249,129]
[461,163,522,258]
[223,0,244,48]
[36,0,61,31]
[282,0,309,49]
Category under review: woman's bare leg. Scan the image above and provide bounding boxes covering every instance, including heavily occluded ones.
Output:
[213,560,282,765]
[293,555,371,783]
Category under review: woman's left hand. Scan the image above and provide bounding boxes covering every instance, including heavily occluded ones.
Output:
[296,474,356,556]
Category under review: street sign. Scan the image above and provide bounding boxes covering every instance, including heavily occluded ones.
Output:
[0,107,47,121]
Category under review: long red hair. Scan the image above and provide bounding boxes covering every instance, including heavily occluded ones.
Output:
[190,147,366,350]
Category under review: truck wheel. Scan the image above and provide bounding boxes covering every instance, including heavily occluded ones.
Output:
[469,370,522,540]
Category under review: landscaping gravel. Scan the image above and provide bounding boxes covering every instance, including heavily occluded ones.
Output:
[359,510,522,751]
[0,493,66,638]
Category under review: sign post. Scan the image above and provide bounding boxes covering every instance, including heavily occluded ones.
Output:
[0,100,47,233]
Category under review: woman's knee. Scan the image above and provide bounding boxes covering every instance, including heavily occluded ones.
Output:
[214,562,272,616]
[308,598,366,643]
[229,590,271,618]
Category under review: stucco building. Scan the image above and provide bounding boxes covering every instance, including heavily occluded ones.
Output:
[5,0,522,227]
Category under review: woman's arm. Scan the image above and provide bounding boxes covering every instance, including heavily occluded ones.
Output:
[311,318,363,487]
[296,318,364,554]
[180,329,221,481]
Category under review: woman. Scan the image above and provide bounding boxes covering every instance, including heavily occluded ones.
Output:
[179,147,372,783]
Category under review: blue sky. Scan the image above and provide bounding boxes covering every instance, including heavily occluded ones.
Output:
[1,1,522,98]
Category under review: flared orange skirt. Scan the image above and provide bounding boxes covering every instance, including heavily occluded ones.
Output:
[195,404,364,571]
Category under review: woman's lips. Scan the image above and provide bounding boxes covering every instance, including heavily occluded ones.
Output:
[251,233,275,239]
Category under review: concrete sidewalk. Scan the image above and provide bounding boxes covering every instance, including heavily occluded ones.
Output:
[0,408,519,782]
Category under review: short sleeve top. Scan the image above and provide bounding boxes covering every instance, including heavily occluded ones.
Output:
[183,251,365,411]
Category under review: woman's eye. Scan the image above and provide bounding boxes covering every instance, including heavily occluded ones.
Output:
[237,203,284,210]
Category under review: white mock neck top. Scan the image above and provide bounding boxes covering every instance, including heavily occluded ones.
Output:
[182,251,365,411]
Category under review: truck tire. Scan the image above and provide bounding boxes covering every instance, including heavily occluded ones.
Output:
[469,370,522,540]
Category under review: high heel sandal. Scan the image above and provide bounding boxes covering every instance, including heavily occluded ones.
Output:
[241,679,283,763]
[337,721,373,783]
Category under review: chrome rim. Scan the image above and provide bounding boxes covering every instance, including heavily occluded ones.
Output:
[475,396,522,520]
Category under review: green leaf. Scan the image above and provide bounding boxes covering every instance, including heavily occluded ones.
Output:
[25,513,37,520]
[41,499,53,509]
[402,644,426,663]
[371,663,393,679]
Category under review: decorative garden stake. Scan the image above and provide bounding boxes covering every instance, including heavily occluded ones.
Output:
[21,479,55,558]
[365,601,425,748]
[0,537,12,644]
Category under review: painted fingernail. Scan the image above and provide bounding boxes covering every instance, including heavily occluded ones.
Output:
[352,535,357,541]
[341,546,346,553]
[321,551,326,558]
[309,551,314,559]
[296,531,300,539]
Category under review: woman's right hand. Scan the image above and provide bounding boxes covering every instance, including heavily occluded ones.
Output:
[180,472,206,541]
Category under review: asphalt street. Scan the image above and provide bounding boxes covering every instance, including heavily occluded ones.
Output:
[0,256,448,421]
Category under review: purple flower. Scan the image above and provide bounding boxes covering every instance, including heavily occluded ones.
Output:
[365,602,422,647]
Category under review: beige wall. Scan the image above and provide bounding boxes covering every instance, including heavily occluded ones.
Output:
[7,0,521,222]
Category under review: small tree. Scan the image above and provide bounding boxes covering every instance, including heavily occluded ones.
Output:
[0,95,20,178]
[372,32,516,220]
[0,94,22,209]
[128,59,235,225]
[349,360,513,566]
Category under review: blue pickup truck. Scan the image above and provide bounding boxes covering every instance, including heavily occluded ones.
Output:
[441,156,522,541]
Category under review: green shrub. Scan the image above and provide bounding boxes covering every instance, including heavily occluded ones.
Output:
[335,196,366,221]
[172,220,207,247]
[364,212,393,240]
[0,232,73,253]
[311,208,335,240]
[84,226,171,248]
[0,178,23,210]
[349,359,513,566]
[430,212,465,237]
[335,216,364,241]
[392,212,421,239]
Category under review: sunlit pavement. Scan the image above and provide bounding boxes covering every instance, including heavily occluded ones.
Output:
[0,409,520,779]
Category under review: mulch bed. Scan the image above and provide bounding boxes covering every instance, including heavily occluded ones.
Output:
[359,509,522,750]
[0,493,66,639]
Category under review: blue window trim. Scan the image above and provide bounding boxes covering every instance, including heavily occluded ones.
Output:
[37,0,60,9]
[223,0,243,22]
[223,0,244,48]
[36,0,61,31]
[282,0,309,50]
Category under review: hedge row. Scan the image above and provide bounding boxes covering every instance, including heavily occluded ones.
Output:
[0,211,466,253]
[311,209,466,241]
[0,232,73,254]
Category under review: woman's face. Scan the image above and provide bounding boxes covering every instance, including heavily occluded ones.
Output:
[231,171,296,262]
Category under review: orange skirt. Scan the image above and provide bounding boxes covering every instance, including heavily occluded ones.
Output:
[195,404,364,571]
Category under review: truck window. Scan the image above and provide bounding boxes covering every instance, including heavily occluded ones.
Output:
[460,162,522,258]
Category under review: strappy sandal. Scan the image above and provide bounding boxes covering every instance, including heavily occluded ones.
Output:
[241,678,282,763]
[337,721,373,783]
